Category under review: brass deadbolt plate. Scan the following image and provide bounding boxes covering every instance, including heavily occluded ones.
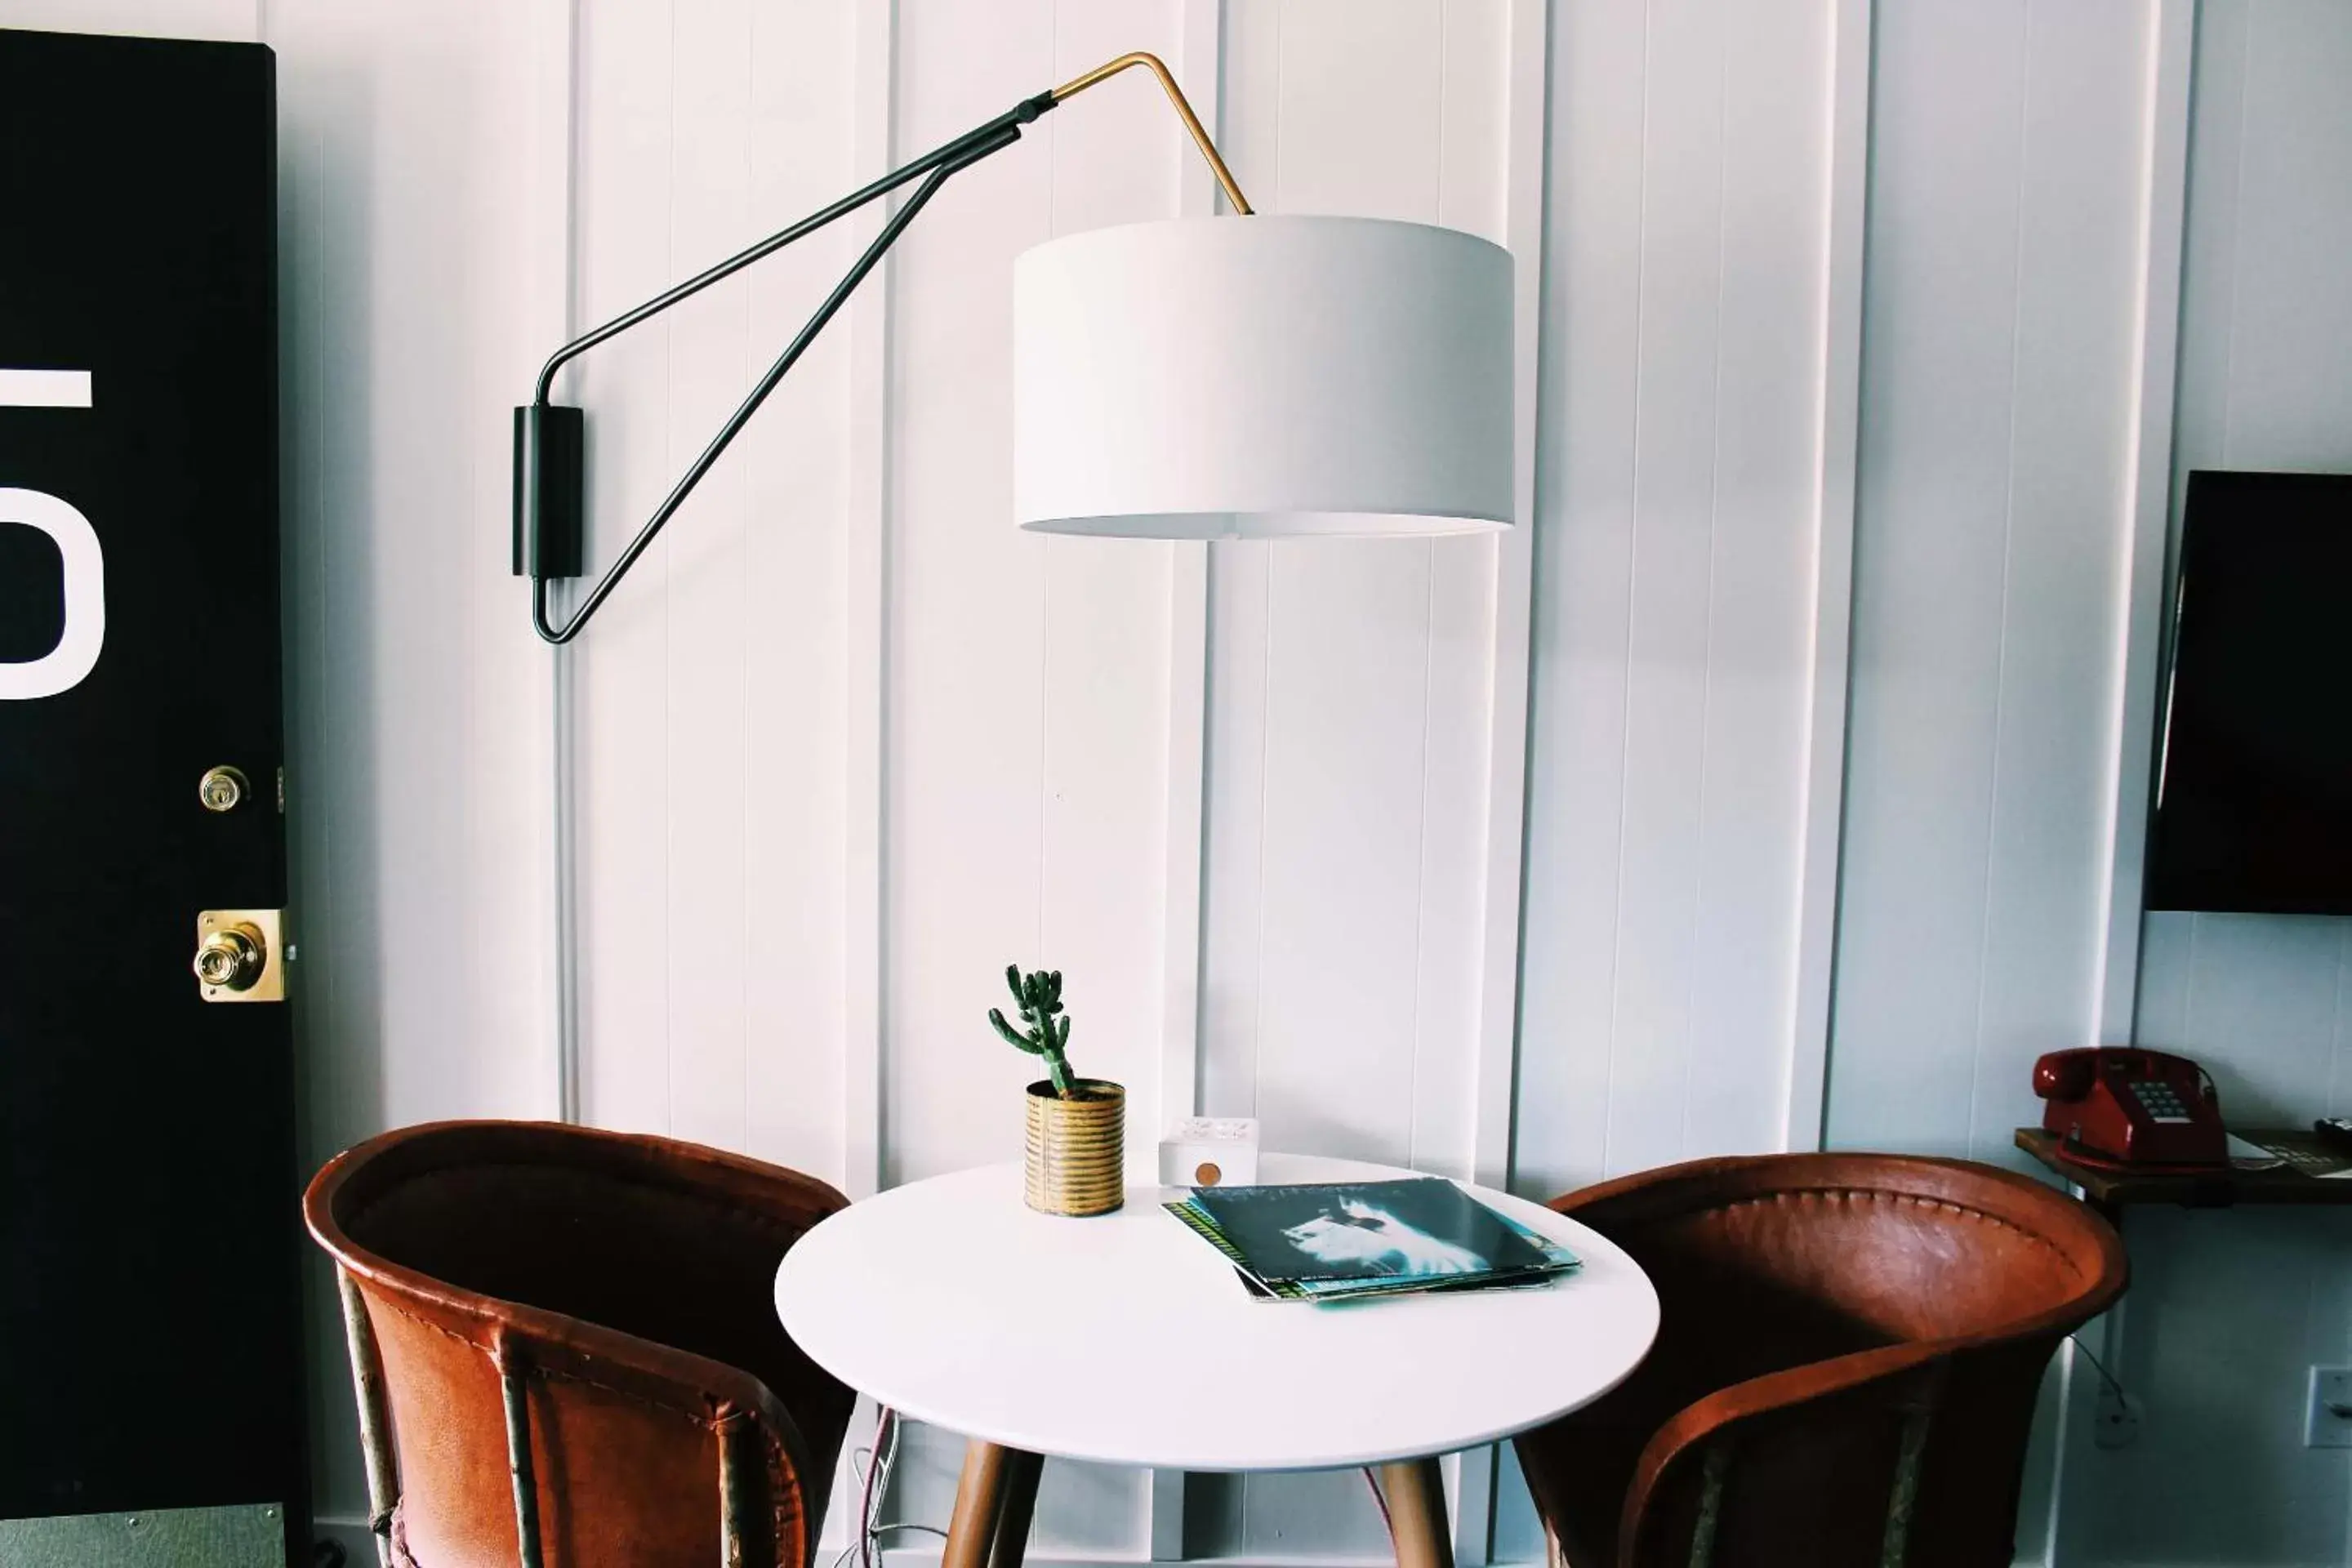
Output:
[194,908,285,1003]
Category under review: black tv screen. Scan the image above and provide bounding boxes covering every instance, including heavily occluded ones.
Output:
[2145,470,2352,915]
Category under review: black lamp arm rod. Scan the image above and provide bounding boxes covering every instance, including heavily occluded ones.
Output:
[515,51,1249,647]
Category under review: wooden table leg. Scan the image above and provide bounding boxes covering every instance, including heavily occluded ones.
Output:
[990,1448,1045,1568]
[1379,1459,1454,1568]
[942,1440,1043,1568]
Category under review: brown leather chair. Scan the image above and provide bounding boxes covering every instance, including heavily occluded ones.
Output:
[305,1120,856,1568]
[1514,1153,2126,1568]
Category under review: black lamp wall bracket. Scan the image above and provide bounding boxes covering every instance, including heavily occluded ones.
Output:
[512,91,1053,645]
[514,51,1253,647]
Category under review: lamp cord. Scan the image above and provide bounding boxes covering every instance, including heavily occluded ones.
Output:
[2069,1332,2128,1400]
[832,1405,948,1568]
[1363,1468,1395,1543]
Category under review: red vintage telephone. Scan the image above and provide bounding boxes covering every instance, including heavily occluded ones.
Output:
[2032,1047,2227,1167]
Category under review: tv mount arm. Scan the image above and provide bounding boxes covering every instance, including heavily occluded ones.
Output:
[513,51,1251,647]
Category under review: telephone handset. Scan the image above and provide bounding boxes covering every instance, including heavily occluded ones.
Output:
[2032,1047,2227,1167]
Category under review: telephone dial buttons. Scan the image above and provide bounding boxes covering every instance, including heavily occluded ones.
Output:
[2127,1080,2194,1125]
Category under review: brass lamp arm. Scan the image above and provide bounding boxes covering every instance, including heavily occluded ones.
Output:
[1052,51,1253,216]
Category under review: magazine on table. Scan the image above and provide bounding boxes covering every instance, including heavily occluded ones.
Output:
[1165,1176,1579,1303]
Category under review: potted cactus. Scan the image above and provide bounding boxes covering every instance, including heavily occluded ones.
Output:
[991,964,1125,1216]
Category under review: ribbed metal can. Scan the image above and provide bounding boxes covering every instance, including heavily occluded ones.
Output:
[1023,1080,1125,1216]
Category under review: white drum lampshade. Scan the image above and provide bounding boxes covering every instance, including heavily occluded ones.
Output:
[1013,215,1513,539]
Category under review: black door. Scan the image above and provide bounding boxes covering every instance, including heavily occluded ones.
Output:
[0,28,302,1561]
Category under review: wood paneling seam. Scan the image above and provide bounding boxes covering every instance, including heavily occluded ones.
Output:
[2087,0,2197,1051]
[1468,0,1552,1196]
[844,0,896,1200]
[1782,0,1873,1154]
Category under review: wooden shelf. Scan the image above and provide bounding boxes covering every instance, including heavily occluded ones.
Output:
[2016,1127,2352,1212]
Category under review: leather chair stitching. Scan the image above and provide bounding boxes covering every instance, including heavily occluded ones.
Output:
[1684,1189,2087,1273]
[351,1196,812,1245]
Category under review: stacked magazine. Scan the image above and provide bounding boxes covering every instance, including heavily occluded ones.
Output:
[1165,1176,1580,1303]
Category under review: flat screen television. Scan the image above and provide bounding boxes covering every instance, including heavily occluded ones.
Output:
[2145,470,2352,915]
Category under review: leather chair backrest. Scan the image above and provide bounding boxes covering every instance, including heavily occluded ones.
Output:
[306,1120,854,1568]
[1521,1153,2126,1568]
[1588,1159,2107,1388]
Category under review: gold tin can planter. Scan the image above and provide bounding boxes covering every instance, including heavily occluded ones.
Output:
[1024,1080,1125,1216]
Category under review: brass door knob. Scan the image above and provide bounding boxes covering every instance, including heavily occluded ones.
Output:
[194,922,268,992]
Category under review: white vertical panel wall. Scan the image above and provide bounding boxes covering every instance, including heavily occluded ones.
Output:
[1512,0,1840,1202]
[567,0,858,1182]
[15,1,2352,1564]
[1829,0,2152,1166]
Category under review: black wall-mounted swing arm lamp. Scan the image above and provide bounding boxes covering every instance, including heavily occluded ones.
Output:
[513,51,1253,647]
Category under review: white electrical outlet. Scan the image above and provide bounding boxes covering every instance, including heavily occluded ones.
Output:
[2307,1367,2352,1448]
[2092,1383,2142,1450]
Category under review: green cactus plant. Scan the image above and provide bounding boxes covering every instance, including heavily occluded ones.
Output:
[988,964,1076,1098]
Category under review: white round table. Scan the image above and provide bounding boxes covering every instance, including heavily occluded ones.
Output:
[776,1154,1657,1568]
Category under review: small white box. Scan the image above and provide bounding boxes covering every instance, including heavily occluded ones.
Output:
[1160,1117,1260,1188]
